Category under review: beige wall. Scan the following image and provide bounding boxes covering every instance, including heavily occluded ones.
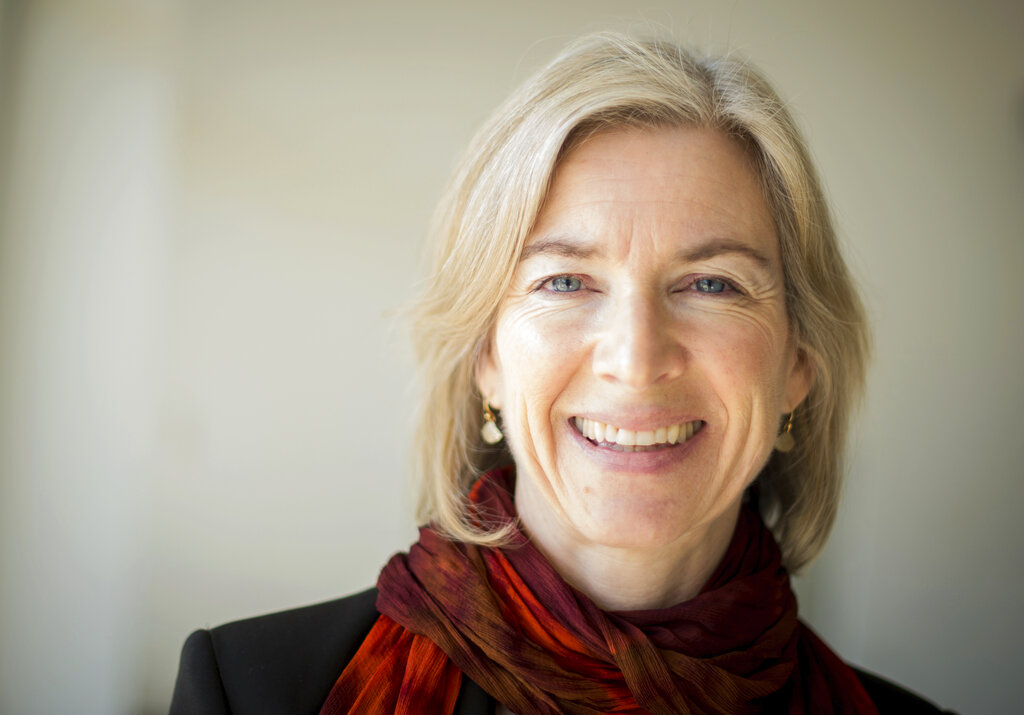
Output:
[1,1,1021,712]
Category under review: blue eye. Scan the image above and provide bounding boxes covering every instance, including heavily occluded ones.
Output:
[695,278,728,294]
[548,276,582,292]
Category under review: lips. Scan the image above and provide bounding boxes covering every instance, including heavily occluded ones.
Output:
[572,416,704,452]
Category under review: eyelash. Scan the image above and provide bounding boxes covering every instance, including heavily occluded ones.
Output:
[534,274,741,296]
[687,276,738,295]
[533,274,587,294]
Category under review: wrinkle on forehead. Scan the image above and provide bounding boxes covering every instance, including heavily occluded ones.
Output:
[529,126,777,265]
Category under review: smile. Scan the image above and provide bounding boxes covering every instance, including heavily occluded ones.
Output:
[572,417,704,452]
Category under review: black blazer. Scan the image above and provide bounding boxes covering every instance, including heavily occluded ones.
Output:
[170,588,951,714]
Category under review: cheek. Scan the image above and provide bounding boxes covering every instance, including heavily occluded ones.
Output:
[493,310,583,431]
[494,301,591,388]
[489,313,585,492]
[694,309,791,399]
[689,311,792,486]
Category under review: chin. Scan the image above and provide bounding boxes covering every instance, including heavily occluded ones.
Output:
[575,498,699,550]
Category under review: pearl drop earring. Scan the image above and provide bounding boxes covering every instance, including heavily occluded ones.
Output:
[481,401,503,444]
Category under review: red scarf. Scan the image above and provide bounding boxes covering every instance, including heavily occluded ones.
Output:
[321,467,877,714]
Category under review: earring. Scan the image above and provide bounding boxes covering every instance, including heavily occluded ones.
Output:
[481,401,503,444]
[774,411,795,453]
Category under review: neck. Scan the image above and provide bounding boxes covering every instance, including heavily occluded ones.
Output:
[516,490,742,612]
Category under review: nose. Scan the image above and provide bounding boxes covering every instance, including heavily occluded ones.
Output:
[591,289,686,389]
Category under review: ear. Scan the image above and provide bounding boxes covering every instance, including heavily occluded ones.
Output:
[783,345,815,413]
[475,339,504,409]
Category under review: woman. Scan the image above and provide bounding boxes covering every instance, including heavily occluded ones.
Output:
[171,33,950,714]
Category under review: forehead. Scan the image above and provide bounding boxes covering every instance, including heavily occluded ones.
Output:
[528,126,776,257]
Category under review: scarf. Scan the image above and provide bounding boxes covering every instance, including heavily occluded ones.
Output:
[320,467,877,714]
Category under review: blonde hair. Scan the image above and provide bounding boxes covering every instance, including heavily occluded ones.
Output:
[409,32,869,572]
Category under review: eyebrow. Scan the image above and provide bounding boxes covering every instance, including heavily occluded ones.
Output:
[675,239,775,273]
[520,236,775,273]
[519,237,598,261]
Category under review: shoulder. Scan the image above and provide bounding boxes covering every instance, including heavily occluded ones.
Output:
[852,666,957,714]
[170,587,380,715]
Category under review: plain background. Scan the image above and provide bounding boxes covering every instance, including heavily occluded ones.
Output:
[1,1,1021,713]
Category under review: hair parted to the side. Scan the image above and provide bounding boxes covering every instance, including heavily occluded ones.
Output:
[409,32,869,572]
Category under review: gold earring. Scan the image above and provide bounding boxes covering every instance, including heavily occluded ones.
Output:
[481,401,503,444]
[774,411,795,453]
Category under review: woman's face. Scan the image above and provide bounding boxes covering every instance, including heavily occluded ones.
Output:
[477,126,812,553]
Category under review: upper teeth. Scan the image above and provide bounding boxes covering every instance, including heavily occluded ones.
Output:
[573,417,701,446]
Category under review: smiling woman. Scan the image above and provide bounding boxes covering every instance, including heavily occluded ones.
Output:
[171,32,952,714]
[476,126,812,611]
